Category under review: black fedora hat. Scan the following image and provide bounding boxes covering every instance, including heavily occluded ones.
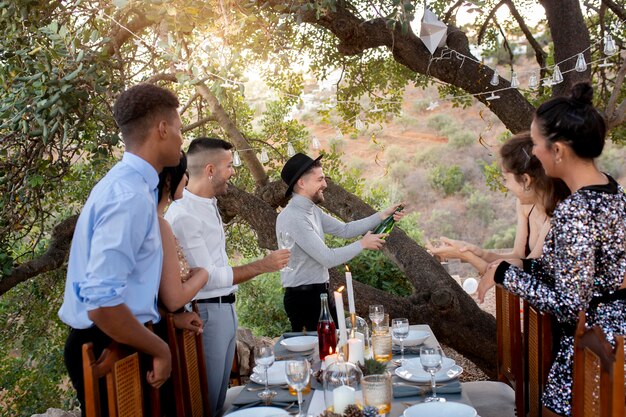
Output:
[281,153,323,197]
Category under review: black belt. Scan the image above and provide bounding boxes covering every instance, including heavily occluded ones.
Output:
[285,283,329,292]
[196,294,236,304]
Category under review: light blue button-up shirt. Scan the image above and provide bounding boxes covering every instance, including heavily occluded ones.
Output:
[58,152,163,329]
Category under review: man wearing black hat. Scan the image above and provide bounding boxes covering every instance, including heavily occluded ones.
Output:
[277,152,404,332]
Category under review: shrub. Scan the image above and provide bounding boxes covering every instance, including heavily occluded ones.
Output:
[448,131,475,148]
[428,164,465,196]
[236,272,291,337]
[484,224,517,249]
[466,191,495,226]
[426,114,455,133]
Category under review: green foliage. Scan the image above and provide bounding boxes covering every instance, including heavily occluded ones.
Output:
[235,273,291,337]
[359,358,387,376]
[428,165,465,196]
[448,131,476,148]
[484,224,517,249]
[466,191,495,226]
[478,159,506,193]
[426,114,455,133]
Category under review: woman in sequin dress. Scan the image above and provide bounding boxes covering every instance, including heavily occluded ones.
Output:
[477,82,626,416]
[157,152,208,324]
[427,132,569,274]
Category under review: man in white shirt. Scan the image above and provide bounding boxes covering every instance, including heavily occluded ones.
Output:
[165,137,290,416]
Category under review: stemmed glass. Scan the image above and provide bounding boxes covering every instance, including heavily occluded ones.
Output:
[391,318,409,365]
[255,346,277,402]
[419,346,446,403]
[278,231,295,272]
[285,359,311,416]
[369,305,384,328]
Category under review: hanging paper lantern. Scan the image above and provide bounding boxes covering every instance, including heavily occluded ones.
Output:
[287,142,296,157]
[260,148,269,164]
[528,73,538,89]
[490,69,500,86]
[574,54,587,72]
[232,151,242,167]
[604,34,617,56]
[552,65,563,84]
[510,72,519,88]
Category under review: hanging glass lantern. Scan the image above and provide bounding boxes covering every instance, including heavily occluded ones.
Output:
[355,118,365,131]
[575,53,587,72]
[490,68,500,86]
[510,71,519,88]
[323,354,363,413]
[287,142,296,157]
[260,148,269,164]
[552,65,563,84]
[334,128,344,142]
[232,151,242,167]
[604,34,617,56]
[528,73,538,89]
[311,136,321,150]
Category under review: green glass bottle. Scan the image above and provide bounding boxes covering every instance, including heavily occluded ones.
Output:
[372,205,404,235]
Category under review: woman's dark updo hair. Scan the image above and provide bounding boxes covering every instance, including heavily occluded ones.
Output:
[157,151,188,203]
[534,82,606,159]
[500,132,570,216]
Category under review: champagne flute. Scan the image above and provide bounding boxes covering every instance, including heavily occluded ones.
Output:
[369,305,384,328]
[391,318,409,365]
[285,359,311,417]
[255,346,277,402]
[420,346,446,403]
[278,231,295,272]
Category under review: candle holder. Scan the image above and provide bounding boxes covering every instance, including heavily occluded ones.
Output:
[323,353,363,414]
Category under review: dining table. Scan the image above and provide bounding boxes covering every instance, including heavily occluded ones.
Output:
[224,324,476,417]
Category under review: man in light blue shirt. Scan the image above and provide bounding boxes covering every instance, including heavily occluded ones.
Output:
[58,83,183,416]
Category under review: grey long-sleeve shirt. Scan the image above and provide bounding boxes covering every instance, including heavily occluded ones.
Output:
[276,193,381,288]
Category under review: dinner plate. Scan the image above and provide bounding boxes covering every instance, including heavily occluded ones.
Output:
[393,330,431,347]
[251,361,288,385]
[402,357,455,373]
[279,335,318,352]
[227,406,289,417]
[395,364,463,383]
[403,402,477,417]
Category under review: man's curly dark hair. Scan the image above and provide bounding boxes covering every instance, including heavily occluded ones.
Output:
[112,83,179,146]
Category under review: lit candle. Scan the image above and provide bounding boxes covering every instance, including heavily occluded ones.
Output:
[334,287,348,347]
[348,338,364,365]
[324,353,338,368]
[333,385,355,414]
[344,265,355,315]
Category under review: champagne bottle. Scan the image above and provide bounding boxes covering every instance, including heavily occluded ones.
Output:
[372,205,404,235]
[317,293,337,360]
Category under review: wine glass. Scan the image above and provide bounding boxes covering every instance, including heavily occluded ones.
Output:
[285,359,311,416]
[369,305,384,328]
[391,318,409,365]
[278,231,295,272]
[255,346,277,402]
[419,346,446,402]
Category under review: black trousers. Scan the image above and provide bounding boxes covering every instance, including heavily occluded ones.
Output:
[283,284,339,333]
[64,326,112,417]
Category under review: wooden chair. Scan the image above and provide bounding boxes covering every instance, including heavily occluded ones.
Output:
[82,341,159,417]
[164,303,212,417]
[496,286,525,416]
[524,302,554,417]
[229,348,242,387]
[572,311,624,417]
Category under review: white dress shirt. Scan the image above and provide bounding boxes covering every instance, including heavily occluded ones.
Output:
[165,189,236,299]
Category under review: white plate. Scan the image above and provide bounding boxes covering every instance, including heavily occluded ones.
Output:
[403,357,455,374]
[227,406,289,417]
[251,360,288,385]
[404,402,477,417]
[279,336,318,352]
[393,330,431,346]
[395,364,463,383]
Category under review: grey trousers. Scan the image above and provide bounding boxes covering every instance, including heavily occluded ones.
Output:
[197,301,238,417]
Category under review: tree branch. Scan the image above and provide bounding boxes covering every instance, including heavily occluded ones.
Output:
[443,0,465,24]
[601,0,626,20]
[104,12,153,57]
[477,0,506,45]
[0,215,78,296]
[504,0,547,70]
[182,115,217,133]
[605,52,626,129]
[145,73,177,84]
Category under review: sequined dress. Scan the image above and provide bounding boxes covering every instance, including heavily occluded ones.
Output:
[494,175,626,416]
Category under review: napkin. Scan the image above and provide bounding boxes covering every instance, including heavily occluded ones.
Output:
[392,346,422,355]
[392,380,462,398]
[232,384,296,408]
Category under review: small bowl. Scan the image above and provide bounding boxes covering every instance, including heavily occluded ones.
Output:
[393,330,431,346]
[279,335,318,352]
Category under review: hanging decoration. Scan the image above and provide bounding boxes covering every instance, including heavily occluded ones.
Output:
[485,92,501,101]
[232,150,242,167]
[426,101,439,111]
[604,33,617,55]
[552,65,564,84]
[311,136,321,150]
[355,118,365,131]
[260,148,269,164]
[287,142,296,157]
[490,69,500,86]
[419,8,447,55]
[574,53,588,72]
[528,73,538,89]
[510,72,519,88]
